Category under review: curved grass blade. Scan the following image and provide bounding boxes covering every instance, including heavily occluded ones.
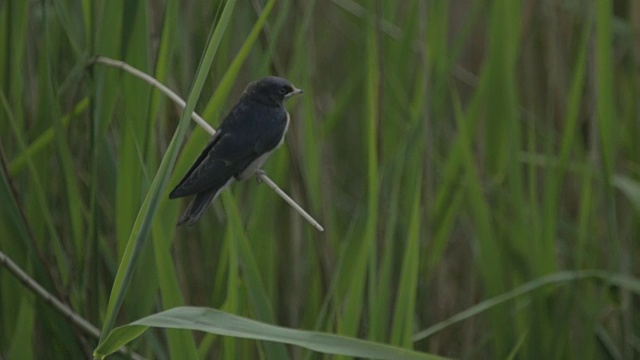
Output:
[95,307,448,360]
[413,270,640,342]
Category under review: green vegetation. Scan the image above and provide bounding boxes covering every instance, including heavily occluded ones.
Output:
[1,0,640,359]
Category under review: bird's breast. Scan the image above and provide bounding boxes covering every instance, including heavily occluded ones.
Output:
[236,111,290,181]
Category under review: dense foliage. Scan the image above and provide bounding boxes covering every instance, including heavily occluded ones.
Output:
[1,0,639,359]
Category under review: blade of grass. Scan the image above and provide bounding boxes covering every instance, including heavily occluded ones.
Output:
[115,0,153,259]
[413,270,640,341]
[200,0,277,122]
[594,2,628,357]
[221,198,240,360]
[151,205,198,359]
[96,0,237,346]
[1,86,68,294]
[451,89,508,352]
[147,0,198,358]
[42,9,87,282]
[372,146,406,342]
[390,170,422,347]
[224,193,290,359]
[364,0,381,342]
[51,0,84,59]
[114,0,163,332]
[7,293,35,360]
[95,306,448,360]
[86,0,126,327]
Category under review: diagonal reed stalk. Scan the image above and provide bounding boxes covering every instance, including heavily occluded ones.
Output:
[0,250,144,360]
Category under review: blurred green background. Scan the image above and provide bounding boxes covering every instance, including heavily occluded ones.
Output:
[1,0,640,359]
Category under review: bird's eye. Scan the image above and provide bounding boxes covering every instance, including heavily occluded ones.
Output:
[279,86,288,95]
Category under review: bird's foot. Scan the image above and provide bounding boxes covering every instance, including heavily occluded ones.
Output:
[255,169,266,184]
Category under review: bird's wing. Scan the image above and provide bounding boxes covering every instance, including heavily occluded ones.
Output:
[169,131,255,198]
[170,131,222,192]
[170,107,288,198]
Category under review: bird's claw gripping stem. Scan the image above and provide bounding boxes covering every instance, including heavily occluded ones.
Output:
[255,169,266,184]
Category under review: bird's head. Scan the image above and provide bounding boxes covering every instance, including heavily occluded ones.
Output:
[244,76,303,107]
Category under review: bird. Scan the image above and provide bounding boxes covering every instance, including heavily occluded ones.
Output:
[169,76,303,226]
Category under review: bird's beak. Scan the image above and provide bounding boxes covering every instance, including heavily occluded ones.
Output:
[285,87,304,98]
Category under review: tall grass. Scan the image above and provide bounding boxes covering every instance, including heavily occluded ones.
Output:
[1,0,640,359]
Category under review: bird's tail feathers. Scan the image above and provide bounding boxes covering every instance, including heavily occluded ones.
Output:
[176,178,234,226]
[176,190,216,226]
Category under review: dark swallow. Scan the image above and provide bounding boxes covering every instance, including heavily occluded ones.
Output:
[169,76,303,226]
